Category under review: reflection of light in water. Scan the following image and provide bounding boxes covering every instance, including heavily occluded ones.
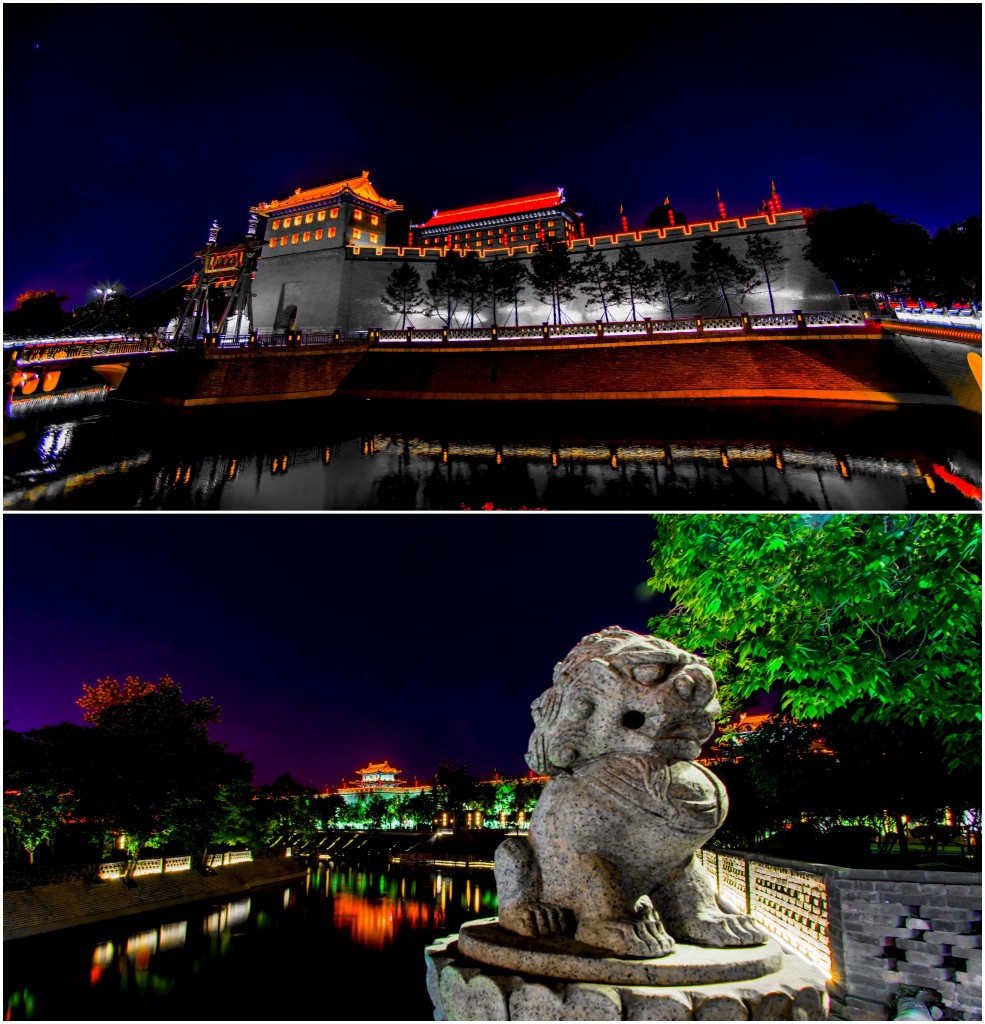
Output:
[203,898,251,935]
[126,930,158,959]
[158,921,187,951]
[37,423,75,468]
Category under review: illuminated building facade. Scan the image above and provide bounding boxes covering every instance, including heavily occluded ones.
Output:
[249,171,403,334]
[413,189,583,250]
[333,760,430,805]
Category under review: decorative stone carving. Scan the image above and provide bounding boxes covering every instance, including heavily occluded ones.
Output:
[496,627,765,958]
[425,627,830,1021]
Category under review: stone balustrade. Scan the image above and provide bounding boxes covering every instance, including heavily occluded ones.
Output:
[699,848,982,1021]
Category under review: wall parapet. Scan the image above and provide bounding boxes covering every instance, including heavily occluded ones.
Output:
[699,847,982,1021]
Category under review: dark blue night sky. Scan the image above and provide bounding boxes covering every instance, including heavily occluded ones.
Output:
[3,513,668,787]
[3,4,981,311]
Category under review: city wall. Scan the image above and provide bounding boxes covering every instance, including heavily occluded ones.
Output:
[698,848,982,1021]
[251,212,842,334]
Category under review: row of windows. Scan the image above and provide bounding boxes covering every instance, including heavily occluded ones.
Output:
[425,219,559,241]
[422,230,558,248]
[270,208,380,230]
[267,227,380,249]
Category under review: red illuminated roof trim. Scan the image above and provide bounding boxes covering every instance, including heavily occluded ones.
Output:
[419,190,567,229]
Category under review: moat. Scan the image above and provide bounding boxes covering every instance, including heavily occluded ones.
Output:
[3,397,980,511]
[3,862,494,1021]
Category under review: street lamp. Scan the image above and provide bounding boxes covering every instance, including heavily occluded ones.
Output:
[95,286,116,311]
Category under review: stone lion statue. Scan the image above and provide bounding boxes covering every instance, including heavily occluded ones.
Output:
[495,626,767,959]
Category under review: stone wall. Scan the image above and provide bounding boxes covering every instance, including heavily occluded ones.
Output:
[699,849,982,1021]
[251,212,843,333]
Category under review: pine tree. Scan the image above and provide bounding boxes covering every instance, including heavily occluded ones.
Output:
[611,246,653,321]
[381,261,427,329]
[530,241,581,325]
[577,249,619,322]
[744,234,789,314]
[690,238,755,316]
[489,259,529,327]
[649,258,695,321]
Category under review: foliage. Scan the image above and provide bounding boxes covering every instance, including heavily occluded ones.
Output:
[456,252,490,328]
[488,258,528,327]
[929,216,981,303]
[425,252,464,327]
[643,204,688,230]
[743,234,789,314]
[577,249,619,322]
[381,261,427,329]
[252,772,322,847]
[611,246,653,321]
[3,290,70,336]
[803,203,932,297]
[647,514,982,770]
[649,258,694,321]
[529,240,581,325]
[690,238,755,316]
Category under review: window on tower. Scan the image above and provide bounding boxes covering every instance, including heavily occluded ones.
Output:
[327,227,337,238]
[369,232,379,244]
[352,228,362,240]
[353,210,363,221]
[317,210,326,222]
[370,214,379,226]
[330,208,339,219]
[272,219,280,230]
[303,231,311,242]
[291,233,299,244]
[268,239,276,249]
[315,229,324,240]
[279,237,287,247]
[305,213,314,224]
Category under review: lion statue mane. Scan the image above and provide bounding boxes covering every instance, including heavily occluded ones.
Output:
[494,626,766,959]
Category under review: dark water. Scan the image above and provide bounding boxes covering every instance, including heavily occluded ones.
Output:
[3,398,981,510]
[2,862,495,1021]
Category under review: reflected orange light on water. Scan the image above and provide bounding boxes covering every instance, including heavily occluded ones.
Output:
[332,891,445,949]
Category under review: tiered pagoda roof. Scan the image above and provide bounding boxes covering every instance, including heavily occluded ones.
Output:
[355,761,401,776]
[253,170,402,215]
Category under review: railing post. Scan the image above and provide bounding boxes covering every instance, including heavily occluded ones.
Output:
[441,328,449,345]
[794,309,806,332]
[542,322,550,340]
[741,312,751,331]
[644,316,653,336]
[694,316,704,335]
[596,320,604,339]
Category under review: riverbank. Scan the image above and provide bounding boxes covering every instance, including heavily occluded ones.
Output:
[2,856,306,942]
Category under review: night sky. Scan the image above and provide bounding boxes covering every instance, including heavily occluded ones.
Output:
[3,4,981,312]
[3,513,670,788]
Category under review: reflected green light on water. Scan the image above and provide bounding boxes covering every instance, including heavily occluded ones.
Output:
[3,863,497,1021]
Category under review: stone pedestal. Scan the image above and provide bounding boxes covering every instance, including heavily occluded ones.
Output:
[426,918,829,1021]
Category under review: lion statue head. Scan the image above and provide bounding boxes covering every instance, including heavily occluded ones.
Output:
[525,626,720,774]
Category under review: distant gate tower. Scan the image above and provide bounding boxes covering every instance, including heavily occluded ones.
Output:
[250,170,402,334]
[413,189,583,250]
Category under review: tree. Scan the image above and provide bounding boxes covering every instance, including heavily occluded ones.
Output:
[489,258,529,327]
[649,258,694,321]
[74,674,254,876]
[643,203,689,230]
[425,252,464,328]
[690,237,755,316]
[929,217,981,304]
[646,515,981,771]
[3,725,79,865]
[803,203,932,297]
[529,240,581,325]
[577,248,618,322]
[3,290,70,337]
[381,261,427,328]
[455,252,490,329]
[743,234,789,314]
[610,246,654,322]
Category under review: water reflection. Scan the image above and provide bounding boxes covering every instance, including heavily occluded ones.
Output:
[3,864,496,1021]
[3,401,980,510]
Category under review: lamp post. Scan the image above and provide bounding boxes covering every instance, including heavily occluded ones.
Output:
[95,286,116,311]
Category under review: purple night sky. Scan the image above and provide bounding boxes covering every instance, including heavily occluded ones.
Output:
[3,5,981,312]
[3,513,671,788]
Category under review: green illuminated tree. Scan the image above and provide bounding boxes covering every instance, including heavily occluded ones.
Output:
[690,238,756,316]
[577,249,619,322]
[646,514,982,771]
[381,261,427,329]
[743,234,789,314]
[253,772,321,848]
[649,258,695,321]
[529,240,581,325]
